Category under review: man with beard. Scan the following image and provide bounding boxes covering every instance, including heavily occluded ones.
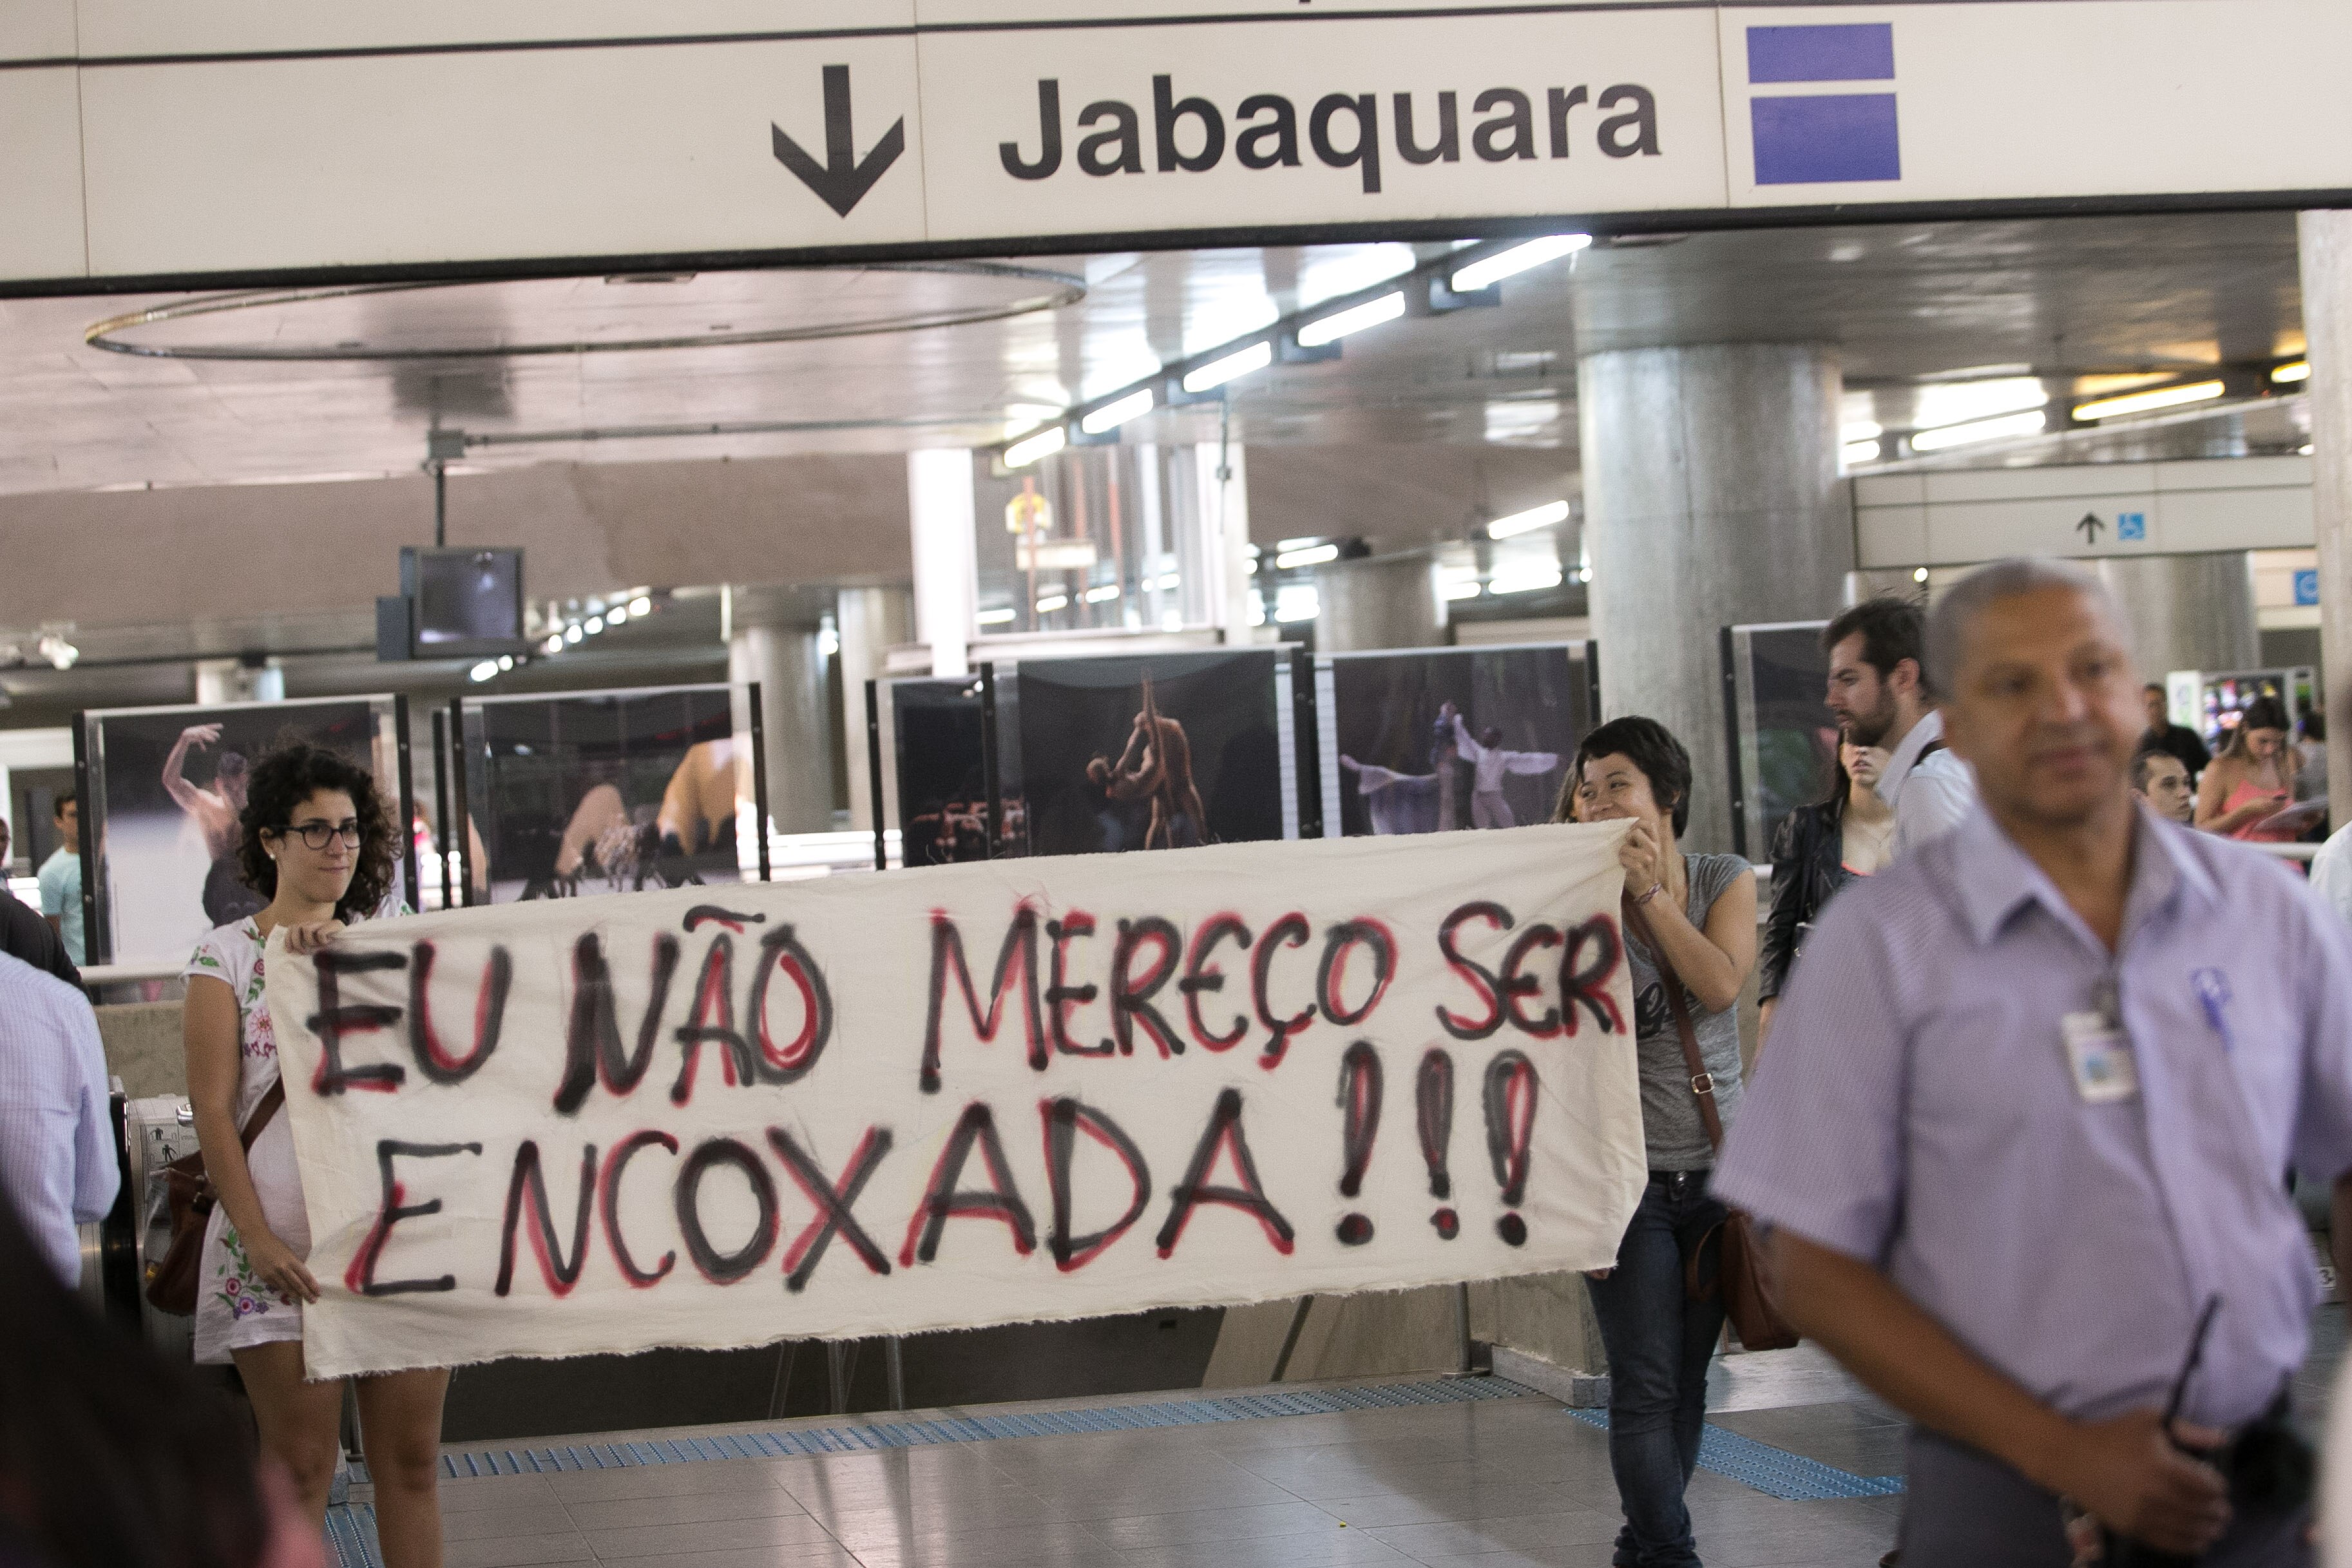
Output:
[162,725,266,925]
[1824,598,1976,856]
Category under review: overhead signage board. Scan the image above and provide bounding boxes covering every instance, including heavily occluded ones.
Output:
[1854,457,2318,569]
[9,0,2352,288]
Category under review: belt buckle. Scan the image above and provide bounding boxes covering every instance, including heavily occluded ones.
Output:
[1689,1071,1715,1096]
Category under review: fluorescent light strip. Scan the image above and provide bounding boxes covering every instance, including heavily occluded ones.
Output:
[1004,425,1068,467]
[2070,380,2224,421]
[1909,409,2048,451]
[1296,291,1405,348]
[1488,570,1563,596]
[1487,499,1570,540]
[975,607,1017,626]
[1842,440,1884,467]
[1274,543,1341,569]
[1035,594,1068,613]
[2273,361,2311,385]
[1842,421,1883,443]
[1181,341,1273,394]
[1080,388,1154,435]
[1084,584,1121,603]
[1449,234,1591,294]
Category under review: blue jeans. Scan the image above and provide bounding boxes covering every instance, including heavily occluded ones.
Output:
[1586,1169,1728,1568]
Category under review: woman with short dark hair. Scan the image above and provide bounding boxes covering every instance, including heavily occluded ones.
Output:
[180,741,447,1565]
[1554,715,1757,1568]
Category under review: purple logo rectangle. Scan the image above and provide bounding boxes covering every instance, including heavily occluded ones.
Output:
[1752,95,1900,184]
[1747,23,1896,84]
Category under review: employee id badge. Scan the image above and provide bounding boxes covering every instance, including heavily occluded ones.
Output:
[2061,1011,2139,1103]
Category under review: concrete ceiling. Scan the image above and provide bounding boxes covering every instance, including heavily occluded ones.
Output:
[0,209,2310,498]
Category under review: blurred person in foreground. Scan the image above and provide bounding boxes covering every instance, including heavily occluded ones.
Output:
[0,1189,323,1568]
[0,816,78,986]
[1757,739,1893,1044]
[2130,747,2196,827]
[1716,557,2352,1566]
[181,742,442,1565]
[1823,598,1977,855]
[0,948,113,1285]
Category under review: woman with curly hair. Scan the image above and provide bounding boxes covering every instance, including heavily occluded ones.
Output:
[179,742,447,1565]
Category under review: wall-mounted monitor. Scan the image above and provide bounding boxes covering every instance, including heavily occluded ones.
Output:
[402,546,524,657]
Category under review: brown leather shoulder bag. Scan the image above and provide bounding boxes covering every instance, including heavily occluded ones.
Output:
[144,1080,285,1316]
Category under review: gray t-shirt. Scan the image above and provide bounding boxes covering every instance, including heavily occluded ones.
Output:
[1627,852,1749,1171]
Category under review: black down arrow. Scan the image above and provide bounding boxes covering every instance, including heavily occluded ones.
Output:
[771,64,905,218]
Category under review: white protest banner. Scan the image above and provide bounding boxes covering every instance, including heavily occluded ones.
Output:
[267,823,1643,1379]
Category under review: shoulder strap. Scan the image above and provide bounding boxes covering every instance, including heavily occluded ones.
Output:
[239,1079,285,1151]
[1621,895,1725,1156]
[1915,739,1946,761]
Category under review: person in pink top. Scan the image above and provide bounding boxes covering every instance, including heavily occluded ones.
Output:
[2194,696,2297,841]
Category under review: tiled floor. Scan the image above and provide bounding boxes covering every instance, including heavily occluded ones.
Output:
[366,1306,2347,1568]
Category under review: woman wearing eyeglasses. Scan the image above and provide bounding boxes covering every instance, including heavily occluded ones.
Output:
[181,743,444,1565]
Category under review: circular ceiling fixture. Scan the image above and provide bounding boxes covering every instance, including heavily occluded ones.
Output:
[85,262,1085,361]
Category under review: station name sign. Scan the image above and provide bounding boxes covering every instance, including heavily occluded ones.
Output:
[5,1,2351,285]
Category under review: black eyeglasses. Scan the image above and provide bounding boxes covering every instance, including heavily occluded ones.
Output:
[280,819,362,851]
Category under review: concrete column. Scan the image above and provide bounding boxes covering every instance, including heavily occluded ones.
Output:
[1317,555,1445,653]
[836,585,915,831]
[2300,210,2352,832]
[2094,553,2260,680]
[729,618,834,836]
[908,450,978,678]
[1580,343,1851,855]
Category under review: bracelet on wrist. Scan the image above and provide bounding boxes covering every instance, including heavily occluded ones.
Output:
[1633,882,1667,907]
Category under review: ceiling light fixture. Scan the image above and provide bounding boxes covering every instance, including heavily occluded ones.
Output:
[544,635,564,655]
[2273,361,2312,385]
[585,616,605,635]
[1297,292,1406,349]
[1441,580,1484,602]
[35,635,77,671]
[606,604,627,625]
[1488,568,1565,596]
[1275,542,1342,569]
[1842,421,1884,443]
[469,660,498,682]
[1487,499,1571,540]
[1843,440,1884,467]
[1909,409,2049,451]
[2070,380,2225,421]
[1080,388,1154,435]
[1182,341,1274,394]
[564,623,583,643]
[1005,425,1069,467]
[628,595,653,617]
[976,606,1017,626]
[1035,593,1069,613]
[1084,584,1122,603]
[1449,234,1592,294]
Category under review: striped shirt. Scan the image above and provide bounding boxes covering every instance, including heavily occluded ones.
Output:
[1716,805,2352,1428]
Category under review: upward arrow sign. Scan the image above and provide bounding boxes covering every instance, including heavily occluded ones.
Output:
[2076,512,2105,545]
[771,65,905,218]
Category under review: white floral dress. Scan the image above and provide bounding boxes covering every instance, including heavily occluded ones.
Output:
[184,899,403,1364]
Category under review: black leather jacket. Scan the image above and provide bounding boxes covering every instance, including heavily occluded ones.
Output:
[1759,801,1851,1002]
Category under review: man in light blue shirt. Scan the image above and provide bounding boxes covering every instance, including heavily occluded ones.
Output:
[37,792,82,966]
[0,950,118,1285]
[1717,558,2352,1566]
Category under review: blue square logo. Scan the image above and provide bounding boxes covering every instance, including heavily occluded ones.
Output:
[2297,568,2321,606]
[1752,96,1900,185]
[2117,512,2146,541]
[1748,23,1900,187]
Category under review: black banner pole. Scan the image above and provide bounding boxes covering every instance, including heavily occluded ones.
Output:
[979,664,1001,859]
[393,695,419,913]
[447,698,473,906]
[864,678,886,872]
[72,714,103,966]
[747,680,772,883]
[432,707,454,913]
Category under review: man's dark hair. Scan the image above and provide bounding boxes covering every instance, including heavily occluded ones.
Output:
[1824,598,1929,691]
[52,792,75,815]
[235,741,396,922]
[1558,716,1695,837]
[2144,682,2167,698]
[2129,746,2174,794]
